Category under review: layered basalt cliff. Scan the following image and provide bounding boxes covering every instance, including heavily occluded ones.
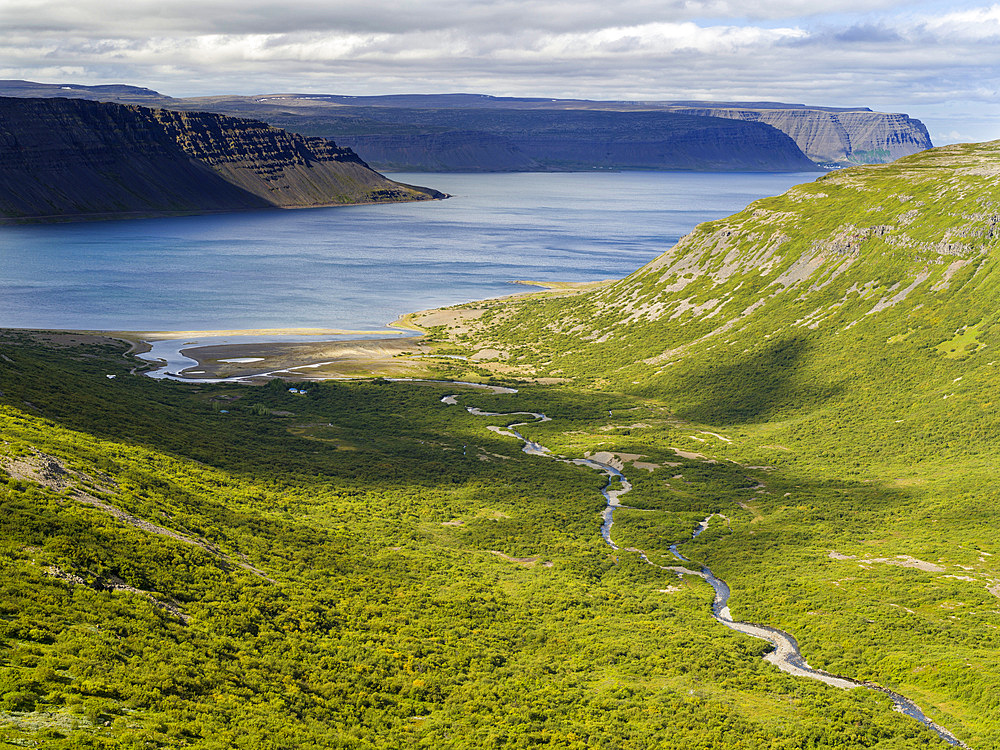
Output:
[0,83,934,172]
[0,97,442,222]
[258,98,929,171]
[662,105,932,165]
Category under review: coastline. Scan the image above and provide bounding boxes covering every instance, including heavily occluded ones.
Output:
[0,193,449,226]
[0,278,608,383]
[152,335,433,381]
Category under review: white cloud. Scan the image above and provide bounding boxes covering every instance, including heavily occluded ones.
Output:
[0,0,922,36]
[523,22,808,59]
[919,3,1000,39]
[1,0,999,142]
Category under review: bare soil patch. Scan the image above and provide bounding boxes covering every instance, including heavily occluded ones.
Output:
[828,550,946,573]
[489,550,542,567]
[182,337,431,379]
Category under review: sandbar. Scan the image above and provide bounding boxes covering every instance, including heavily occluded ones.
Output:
[1,279,599,383]
[178,336,432,380]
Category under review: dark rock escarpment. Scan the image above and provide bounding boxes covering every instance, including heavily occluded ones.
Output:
[662,105,932,165]
[330,109,820,173]
[0,84,934,173]
[0,96,443,222]
[333,130,543,172]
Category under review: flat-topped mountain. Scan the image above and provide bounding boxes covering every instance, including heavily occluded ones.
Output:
[186,92,929,170]
[0,79,171,104]
[223,93,931,165]
[658,104,931,165]
[328,108,819,172]
[0,82,931,172]
[0,96,443,222]
[288,94,932,165]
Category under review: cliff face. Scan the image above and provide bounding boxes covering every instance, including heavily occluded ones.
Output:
[0,83,934,172]
[143,108,440,207]
[506,112,818,171]
[0,97,442,222]
[334,131,542,172]
[261,100,927,171]
[665,106,932,165]
[325,109,818,172]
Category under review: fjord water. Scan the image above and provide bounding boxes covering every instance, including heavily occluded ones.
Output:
[0,171,820,331]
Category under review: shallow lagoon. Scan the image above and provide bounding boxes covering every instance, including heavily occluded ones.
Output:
[0,171,820,332]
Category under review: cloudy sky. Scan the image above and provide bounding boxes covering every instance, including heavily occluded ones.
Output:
[3,0,999,144]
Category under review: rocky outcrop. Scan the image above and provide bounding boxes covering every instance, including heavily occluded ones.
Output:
[0,97,443,222]
[662,106,932,165]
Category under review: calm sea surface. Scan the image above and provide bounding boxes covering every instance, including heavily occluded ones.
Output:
[1,171,820,332]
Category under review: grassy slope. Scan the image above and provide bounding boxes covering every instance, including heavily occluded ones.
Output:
[405,141,1000,747]
[0,334,953,748]
[5,140,1000,748]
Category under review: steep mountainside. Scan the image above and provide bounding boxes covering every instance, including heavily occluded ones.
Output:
[317,108,819,172]
[0,82,932,170]
[0,97,442,222]
[218,97,927,170]
[192,93,927,169]
[440,140,998,386]
[663,105,932,165]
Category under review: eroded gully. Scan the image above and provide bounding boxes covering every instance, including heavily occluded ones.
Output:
[442,389,968,748]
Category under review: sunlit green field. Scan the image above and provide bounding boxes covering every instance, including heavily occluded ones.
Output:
[8,141,1000,747]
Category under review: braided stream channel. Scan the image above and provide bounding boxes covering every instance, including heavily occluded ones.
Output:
[444,388,968,748]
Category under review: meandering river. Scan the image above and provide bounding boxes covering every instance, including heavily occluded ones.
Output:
[131,351,969,746]
[73,165,962,744]
[439,386,968,748]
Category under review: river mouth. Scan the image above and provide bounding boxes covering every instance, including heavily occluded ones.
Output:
[133,330,424,382]
[439,385,968,748]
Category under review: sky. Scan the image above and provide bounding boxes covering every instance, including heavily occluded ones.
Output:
[2,0,999,144]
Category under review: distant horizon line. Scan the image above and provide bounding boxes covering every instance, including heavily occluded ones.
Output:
[1,78,888,114]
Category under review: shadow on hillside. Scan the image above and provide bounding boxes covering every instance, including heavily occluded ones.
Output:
[660,335,841,426]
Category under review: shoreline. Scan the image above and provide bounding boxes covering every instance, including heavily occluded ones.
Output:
[0,193,449,226]
[148,335,432,382]
[0,278,609,382]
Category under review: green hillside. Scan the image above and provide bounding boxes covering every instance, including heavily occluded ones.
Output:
[403,140,1000,747]
[5,140,1000,748]
[1,334,955,748]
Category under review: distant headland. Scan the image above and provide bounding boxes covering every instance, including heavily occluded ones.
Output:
[0,95,444,223]
[0,81,933,173]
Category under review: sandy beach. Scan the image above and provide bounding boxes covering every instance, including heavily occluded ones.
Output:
[176,336,433,380]
[1,279,607,383]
